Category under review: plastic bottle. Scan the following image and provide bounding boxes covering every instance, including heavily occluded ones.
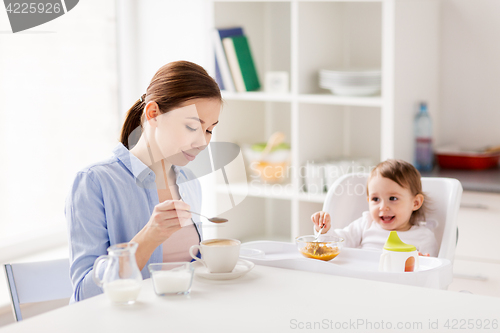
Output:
[414,102,433,171]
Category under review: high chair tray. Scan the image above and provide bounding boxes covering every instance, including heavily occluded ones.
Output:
[240,241,453,290]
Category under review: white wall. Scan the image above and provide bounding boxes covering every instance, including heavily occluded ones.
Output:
[439,0,500,149]
[117,0,212,117]
[0,0,119,258]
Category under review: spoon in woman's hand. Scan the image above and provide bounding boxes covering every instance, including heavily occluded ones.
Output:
[188,210,228,223]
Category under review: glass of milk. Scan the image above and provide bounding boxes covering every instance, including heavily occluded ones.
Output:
[148,262,194,296]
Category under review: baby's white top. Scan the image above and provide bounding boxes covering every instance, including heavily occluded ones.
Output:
[319,211,438,256]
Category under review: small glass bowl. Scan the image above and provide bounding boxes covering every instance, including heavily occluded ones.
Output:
[295,235,344,261]
[148,262,194,296]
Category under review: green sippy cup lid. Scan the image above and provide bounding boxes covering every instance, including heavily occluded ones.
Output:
[383,231,417,252]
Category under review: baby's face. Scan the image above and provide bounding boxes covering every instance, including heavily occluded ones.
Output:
[367,174,423,231]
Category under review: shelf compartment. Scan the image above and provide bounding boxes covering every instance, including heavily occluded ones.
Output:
[297,2,382,95]
[297,103,381,166]
[216,100,291,145]
[214,2,291,91]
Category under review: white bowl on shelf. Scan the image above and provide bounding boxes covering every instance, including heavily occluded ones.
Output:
[326,85,381,96]
[319,68,382,96]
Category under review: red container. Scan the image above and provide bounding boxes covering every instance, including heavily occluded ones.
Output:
[435,152,500,170]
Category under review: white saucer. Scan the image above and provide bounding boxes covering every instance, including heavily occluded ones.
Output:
[193,259,255,280]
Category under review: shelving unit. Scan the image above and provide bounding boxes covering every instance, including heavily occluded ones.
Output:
[208,0,440,242]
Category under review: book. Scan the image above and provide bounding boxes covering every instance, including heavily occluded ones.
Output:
[212,27,244,92]
[214,57,224,90]
[222,35,261,92]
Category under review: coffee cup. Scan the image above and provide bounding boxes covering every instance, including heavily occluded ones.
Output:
[189,239,241,273]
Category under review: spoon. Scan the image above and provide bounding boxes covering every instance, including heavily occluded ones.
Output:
[314,224,325,242]
[260,132,285,159]
[188,210,228,223]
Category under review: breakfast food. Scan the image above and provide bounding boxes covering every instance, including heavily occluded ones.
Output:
[299,242,340,261]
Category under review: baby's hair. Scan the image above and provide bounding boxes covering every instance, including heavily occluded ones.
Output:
[367,159,426,225]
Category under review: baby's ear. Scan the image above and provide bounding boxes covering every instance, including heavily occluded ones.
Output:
[413,194,424,211]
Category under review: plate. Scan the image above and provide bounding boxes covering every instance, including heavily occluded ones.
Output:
[193,259,255,280]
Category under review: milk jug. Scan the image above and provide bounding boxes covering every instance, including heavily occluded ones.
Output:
[378,231,419,272]
[93,242,142,304]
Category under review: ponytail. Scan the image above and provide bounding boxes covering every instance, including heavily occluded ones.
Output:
[120,94,146,149]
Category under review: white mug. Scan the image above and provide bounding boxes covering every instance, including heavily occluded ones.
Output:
[378,249,420,272]
[189,239,241,273]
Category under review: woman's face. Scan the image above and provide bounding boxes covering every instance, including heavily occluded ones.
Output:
[145,98,221,166]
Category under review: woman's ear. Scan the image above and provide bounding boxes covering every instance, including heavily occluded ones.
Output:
[144,102,160,127]
[413,194,424,211]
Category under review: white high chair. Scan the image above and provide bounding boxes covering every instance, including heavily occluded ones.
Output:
[322,173,463,262]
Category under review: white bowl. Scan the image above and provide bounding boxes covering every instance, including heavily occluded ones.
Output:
[327,85,381,96]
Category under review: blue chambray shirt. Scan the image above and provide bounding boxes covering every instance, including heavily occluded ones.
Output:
[65,143,203,303]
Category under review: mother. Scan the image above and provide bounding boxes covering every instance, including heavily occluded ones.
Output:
[66,61,222,302]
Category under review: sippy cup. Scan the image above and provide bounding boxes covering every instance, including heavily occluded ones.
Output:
[378,231,419,273]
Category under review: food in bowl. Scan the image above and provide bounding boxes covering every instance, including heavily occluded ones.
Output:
[296,235,344,261]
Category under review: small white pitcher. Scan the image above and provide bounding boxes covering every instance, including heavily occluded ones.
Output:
[378,231,419,273]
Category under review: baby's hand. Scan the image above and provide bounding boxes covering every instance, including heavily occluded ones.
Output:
[418,252,430,257]
[311,211,331,234]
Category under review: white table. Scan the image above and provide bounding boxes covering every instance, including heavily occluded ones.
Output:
[1,265,499,333]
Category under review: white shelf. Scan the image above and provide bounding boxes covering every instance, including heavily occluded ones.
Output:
[216,182,326,203]
[298,94,382,107]
[222,91,383,107]
[221,91,292,102]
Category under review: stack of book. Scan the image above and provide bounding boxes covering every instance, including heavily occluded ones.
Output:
[212,27,261,92]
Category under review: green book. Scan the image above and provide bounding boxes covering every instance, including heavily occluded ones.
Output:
[223,35,260,92]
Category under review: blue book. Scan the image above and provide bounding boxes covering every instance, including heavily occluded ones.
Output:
[218,27,244,41]
[214,56,225,90]
[212,27,244,92]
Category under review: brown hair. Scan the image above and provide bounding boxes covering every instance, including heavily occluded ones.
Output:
[367,159,426,225]
[120,61,222,149]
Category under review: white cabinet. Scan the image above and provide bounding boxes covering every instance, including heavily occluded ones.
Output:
[448,191,500,297]
[209,0,440,242]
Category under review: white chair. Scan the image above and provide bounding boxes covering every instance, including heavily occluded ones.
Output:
[322,173,463,262]
[3,258,73,321]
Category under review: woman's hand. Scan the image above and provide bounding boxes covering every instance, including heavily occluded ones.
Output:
[132,200,191,271]
[311,211,331,233]
[418,252,430,257]
[143,200,192,244]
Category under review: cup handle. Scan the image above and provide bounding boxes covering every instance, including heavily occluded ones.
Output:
[189,245,206,267]
[378,252,390,272]
[414,254,420,272]
[93,255,108,288]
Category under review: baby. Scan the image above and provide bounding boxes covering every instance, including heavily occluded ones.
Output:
[311,159,438,256]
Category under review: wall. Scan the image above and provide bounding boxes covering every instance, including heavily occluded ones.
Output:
[117,0,211,117]
[439,0,500,149]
